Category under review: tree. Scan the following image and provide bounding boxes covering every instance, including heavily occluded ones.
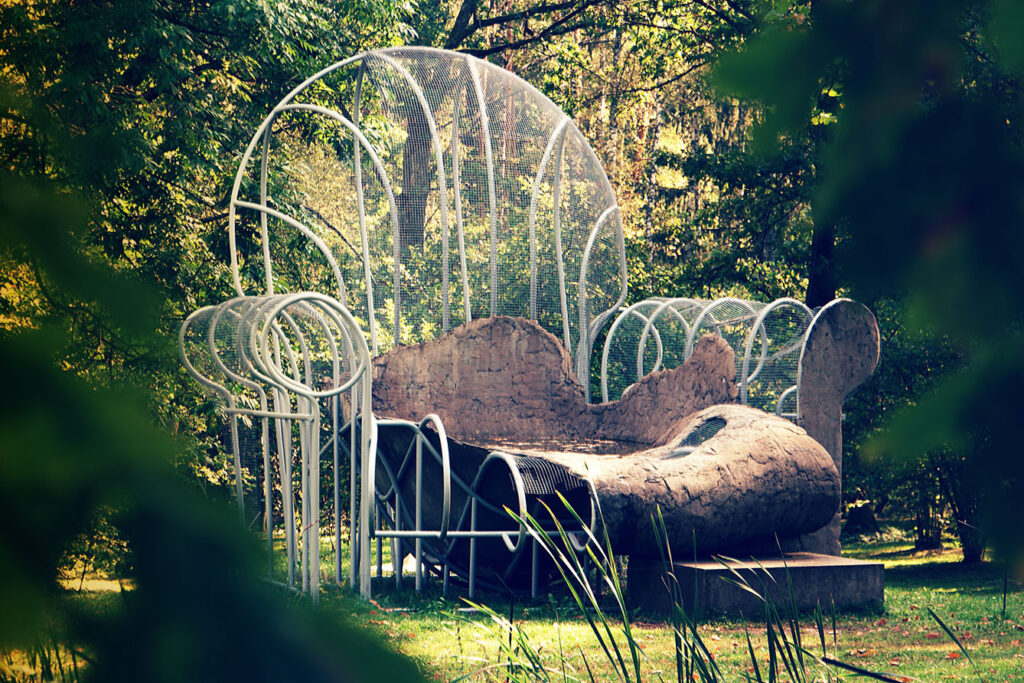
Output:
[1,1,427,677]
[1,0,412,476]
[715,0,1024,567]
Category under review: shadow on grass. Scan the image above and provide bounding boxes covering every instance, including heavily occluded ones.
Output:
[884,560,1022,595]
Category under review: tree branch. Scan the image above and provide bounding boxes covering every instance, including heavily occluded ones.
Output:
[473,0,579,30]
[298,204,364,262]
[446,0,479,49]
[449,0,604,55]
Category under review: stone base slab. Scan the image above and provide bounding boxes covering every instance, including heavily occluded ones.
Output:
[628,552,884,617]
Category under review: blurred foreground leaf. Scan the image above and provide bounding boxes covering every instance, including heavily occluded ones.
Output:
[715,0,1024,568]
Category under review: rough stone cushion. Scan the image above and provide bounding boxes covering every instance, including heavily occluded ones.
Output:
[544,405,841,556]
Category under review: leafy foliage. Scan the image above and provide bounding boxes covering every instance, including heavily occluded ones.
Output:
[1,1,424,679]
[716,0,1024,567]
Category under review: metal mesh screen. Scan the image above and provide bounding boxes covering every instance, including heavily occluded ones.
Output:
[599,296,815,417]
[228,46,627,368]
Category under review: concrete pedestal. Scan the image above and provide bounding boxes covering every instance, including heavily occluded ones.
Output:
[628,552,883,617]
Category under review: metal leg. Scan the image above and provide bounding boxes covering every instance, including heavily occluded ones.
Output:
[469,498,478,600]
[531,537,539,600]
[415,434,423,592]
[376,535,383,578]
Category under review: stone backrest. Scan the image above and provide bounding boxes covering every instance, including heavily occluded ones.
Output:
[372,315,737,447]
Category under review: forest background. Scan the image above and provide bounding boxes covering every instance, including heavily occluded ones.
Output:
[1,0,1022,679]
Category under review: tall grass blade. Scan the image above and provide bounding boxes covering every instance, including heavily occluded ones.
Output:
[512,504,634,682]
[813,602,827,659]
[762,596,800,682]
[927,607,985,681]
[820,657,906,682]
[830,599,839,680]
[745,626,764,683]
[578,645,598,683]
[651,508,686,683]
[766,614,778,683]
[778,552,805,679]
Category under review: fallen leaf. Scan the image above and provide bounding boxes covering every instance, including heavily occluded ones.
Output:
[876,618,888,626]
[926,632,940,639]
[946,652,961,660]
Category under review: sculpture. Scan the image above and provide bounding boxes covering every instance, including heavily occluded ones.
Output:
[179,46,879,600]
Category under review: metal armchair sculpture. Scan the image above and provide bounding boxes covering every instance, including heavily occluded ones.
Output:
[180,293,372,603]
[180,46,879,601]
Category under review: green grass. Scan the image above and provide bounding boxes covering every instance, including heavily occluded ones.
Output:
[9,535,1022,682]
[325,538,1024,682]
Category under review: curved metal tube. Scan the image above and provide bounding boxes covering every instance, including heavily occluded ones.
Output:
[255,294,371,400]
[576,204,620,386]
[352,62,378,353]
[599,301,665,402]
[418,414,453,541]
[776,385,798,416]
[207,299,274,554]
[552,129,572,350]
[472,452,529,554]
[450,92,473,325]
[228,103,400,306]
[635,297,697,378]
[367,52,453,345]
[683,297,762,358]
[466,57,499,315]
[180,309,246,521]
[739,297,812,405]
[527,117,570,320]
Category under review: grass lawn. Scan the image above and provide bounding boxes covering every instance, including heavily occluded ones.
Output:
[322,538,1024,682]
[10,535,1021,682]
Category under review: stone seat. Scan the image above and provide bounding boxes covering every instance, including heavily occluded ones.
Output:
[369,316,840,592]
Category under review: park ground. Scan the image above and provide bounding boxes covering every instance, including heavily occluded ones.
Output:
[13,533,1023,682]
[324,536,1024,682]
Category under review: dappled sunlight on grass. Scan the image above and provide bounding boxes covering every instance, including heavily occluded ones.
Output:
[23,533,1024,681]
[327,534,1024,681]
[56,578,132,593]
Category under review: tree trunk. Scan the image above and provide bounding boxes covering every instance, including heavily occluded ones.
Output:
[642,102,663,293]
[913,478,943,551]
[958,523,985,563]
[937,458,985,563]
[806,219,836,307]
[398,102,431,253]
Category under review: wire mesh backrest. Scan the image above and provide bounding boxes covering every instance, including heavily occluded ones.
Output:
[227,46,627,367]
[600,297,814,416]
